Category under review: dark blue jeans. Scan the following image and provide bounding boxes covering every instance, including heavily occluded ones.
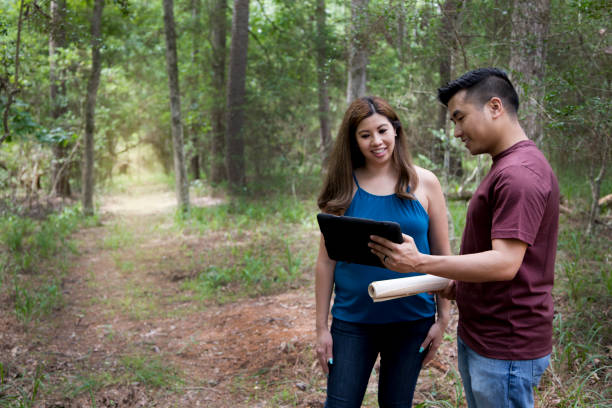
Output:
[325,316,434,408]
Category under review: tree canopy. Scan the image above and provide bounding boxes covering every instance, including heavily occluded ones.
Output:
[0,0,609,219]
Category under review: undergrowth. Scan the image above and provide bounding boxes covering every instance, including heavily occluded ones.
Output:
[178,194,317,302]
[541,222,612,407]
[0,205,96,322]
[0,205,95,407]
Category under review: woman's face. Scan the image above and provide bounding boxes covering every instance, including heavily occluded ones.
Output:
[354,113,396,167]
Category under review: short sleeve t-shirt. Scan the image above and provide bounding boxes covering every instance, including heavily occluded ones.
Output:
[456,140,560,360]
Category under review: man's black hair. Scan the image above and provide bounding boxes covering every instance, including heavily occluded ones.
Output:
[437,68,519,114]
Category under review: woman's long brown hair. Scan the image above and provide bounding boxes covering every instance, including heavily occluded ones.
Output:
[317,96,418,214]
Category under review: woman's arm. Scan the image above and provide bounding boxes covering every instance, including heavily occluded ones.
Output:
[417,169,451,365]
[315,234,336,374]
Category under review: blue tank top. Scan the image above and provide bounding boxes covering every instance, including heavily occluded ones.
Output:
[331,175,435,324]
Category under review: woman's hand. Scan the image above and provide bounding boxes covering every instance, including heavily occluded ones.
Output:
[420,317,449,366]
[316,328,333,374]
[435,280,457,300]
[369,233,423,273]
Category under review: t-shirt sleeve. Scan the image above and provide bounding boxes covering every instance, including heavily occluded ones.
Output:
[490,165,549,246]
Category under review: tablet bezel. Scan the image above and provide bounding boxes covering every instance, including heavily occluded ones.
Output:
[317,213,404,268]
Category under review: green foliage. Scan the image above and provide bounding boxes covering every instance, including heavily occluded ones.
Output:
[65,371,113,400]
[0,205,90,322]
[0,362,43,408]
[548,224,612,406]
[545,0,610,205]
[65,354,183,399]
[119,354,183,390]
[181,194,316,232]
[0,215,34,253]
[13,279,62,323]
[102,222,135,250]
[182,241,305,301]
[179,194,315,302]
[0,100,43,142]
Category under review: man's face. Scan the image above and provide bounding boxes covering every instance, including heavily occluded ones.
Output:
[447,90,494,155]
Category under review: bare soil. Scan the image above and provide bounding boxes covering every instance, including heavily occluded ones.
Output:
[1,186,462,407]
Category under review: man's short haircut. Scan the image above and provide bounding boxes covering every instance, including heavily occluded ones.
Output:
[437,68,519,115]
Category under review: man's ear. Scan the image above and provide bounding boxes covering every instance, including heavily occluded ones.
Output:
[487,97,504,119]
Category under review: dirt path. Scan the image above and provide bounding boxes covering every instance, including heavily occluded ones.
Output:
[6,186,461,407]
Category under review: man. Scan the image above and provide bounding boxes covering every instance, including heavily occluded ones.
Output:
[369,68,559,408]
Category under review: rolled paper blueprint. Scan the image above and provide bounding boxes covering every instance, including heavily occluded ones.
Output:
[368,275,450,302]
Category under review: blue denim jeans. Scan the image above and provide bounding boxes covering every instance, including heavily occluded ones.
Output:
[457,336,550,408]
[325,316,434,408]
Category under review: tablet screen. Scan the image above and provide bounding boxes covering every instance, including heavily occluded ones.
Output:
[317,213,403,267]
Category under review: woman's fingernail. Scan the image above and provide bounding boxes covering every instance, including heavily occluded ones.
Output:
[328,358,334,365]
[419,347,424,353]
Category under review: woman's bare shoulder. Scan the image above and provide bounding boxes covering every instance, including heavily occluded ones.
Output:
[413,165,441,187]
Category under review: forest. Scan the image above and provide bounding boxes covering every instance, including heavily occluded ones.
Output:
[0,0,610,406]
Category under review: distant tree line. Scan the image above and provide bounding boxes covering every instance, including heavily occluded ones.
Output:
[0,0,608,225]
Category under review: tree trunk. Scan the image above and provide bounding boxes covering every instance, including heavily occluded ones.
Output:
[396,0,406,65]
[1,0,25,146]
[436,0,463,177]
[509,0,551,146]
[82,0,104,216]
[163,0,190,212]
[346,0,369,104]
[209,0,227,184]
[489,0,512,66]
[586,160,606,235]
[315,0,332,166]
[189,0,201,180]
[50,0,71,197]
[225,0,249,190]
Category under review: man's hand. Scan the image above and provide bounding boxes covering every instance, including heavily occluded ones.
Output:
[369,233,423,273]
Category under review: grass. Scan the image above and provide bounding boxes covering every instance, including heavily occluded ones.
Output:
[120,354,183,390]
[13,279,63,323]
[541,219,612,407]
[0,205,97,405]
[181,241,306,302]
[0,362,43,408]
[201,169,609,406]
[554,160,612,207]
[177,193,317,232]
[119,279,160,319]
[102,222,135,250]
[63,353,183,401]
[0,205,91,323]
[178,194,317,303]
[1,169,609,406]
[100,170,175,196]
[446,200,468,252]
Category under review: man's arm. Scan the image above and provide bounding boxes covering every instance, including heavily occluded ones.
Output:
[369,235,527,282]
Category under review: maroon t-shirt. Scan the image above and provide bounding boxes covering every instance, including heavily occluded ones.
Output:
[457,140,559,360]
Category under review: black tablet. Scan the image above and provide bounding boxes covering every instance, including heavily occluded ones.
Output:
[317,213,404,268]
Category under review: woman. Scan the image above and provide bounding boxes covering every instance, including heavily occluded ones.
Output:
[315,96,451,407]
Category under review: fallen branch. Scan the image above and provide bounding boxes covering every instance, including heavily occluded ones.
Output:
[447,191,473,201]
[598,193,612,209]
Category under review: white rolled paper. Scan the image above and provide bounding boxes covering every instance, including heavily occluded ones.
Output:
[368,275,450,302]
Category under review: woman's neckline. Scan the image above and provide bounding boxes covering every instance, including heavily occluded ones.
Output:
[353,170,397,197]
